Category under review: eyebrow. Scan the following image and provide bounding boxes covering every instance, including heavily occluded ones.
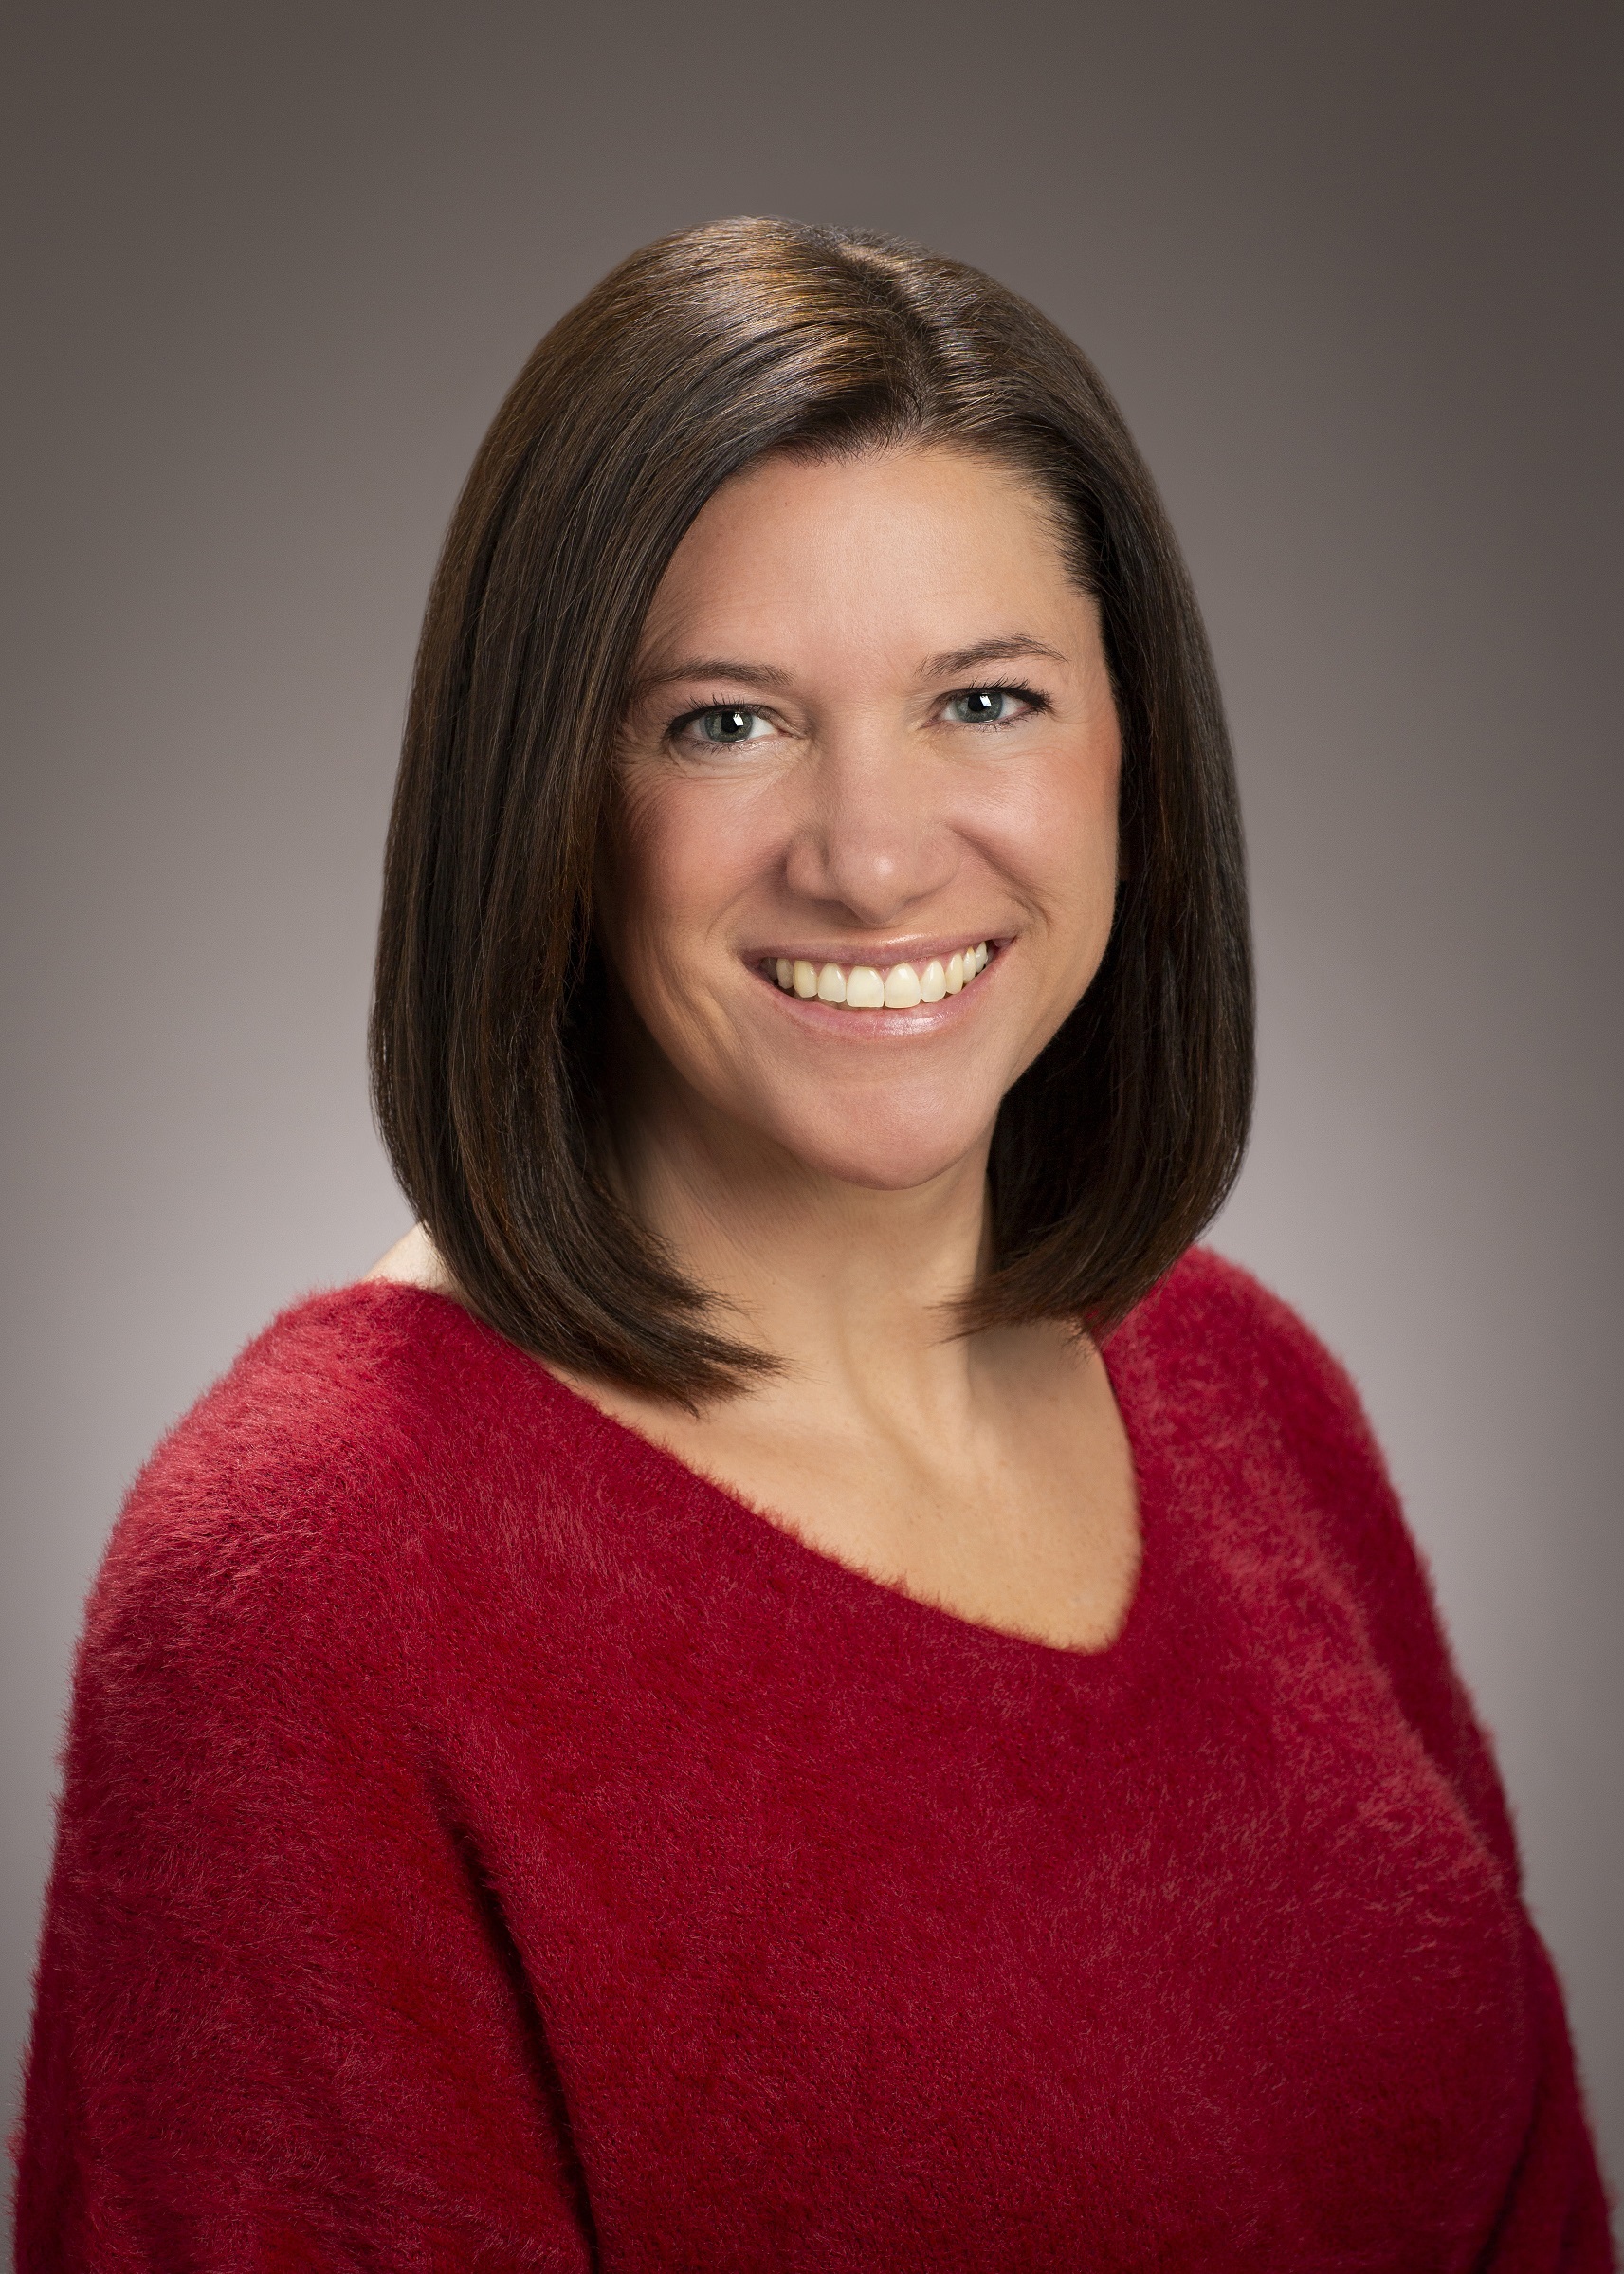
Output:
[633,658,795,696]
[921,634,1067,679]
[635,634,1067,698]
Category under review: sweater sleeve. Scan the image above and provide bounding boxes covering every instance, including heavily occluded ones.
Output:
[13,1428,594,2270]
[1231,1260,1615,2269]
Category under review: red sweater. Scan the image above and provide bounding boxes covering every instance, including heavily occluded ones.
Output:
[15,1250,1612,2268]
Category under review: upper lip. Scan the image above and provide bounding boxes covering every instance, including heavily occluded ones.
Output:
[745,936,1006,965]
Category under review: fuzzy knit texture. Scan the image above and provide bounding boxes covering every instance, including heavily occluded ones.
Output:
[13,1247,1614,2270]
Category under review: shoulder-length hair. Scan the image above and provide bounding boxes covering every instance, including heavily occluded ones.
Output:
[371,216,1253,1400]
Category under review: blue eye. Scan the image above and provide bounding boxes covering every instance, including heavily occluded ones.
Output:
[699,706,759,743]
[950,688,1013,724]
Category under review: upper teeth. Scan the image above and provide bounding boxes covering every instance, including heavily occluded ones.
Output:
[770,944,990,1008]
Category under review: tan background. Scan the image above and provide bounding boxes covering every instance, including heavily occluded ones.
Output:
[5,0,1620,2195]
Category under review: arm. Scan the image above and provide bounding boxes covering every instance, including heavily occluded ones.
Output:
[14,1453,593,2270]
[1236,1264,1615,2268]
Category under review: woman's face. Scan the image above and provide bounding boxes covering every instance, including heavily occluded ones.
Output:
[603,443,1122,1193]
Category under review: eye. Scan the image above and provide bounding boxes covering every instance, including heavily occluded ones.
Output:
[678,705,774,746]
[944,685,1039,726]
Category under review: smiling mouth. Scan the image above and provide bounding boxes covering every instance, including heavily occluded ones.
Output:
[760,942,993,1010]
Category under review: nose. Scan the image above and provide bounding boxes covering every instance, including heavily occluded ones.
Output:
[780,724,958,926]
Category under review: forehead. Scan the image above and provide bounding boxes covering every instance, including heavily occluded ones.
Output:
[635,444,1085,669]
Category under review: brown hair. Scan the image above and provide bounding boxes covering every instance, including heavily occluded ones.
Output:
[371,216,1253,1398]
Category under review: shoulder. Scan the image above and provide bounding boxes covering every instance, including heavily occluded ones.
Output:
[1110,1243,1389,1495]
[1116,1250,1513,1837]
[100,1284,483,1580]
[1109,1244,1419,1635]
[79,1283,580,1712]
[1113,1241,1340,1384]
[41,1291,588,2072]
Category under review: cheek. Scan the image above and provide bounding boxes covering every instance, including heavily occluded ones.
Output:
[608,777,771,991]
[970,734,1122,938]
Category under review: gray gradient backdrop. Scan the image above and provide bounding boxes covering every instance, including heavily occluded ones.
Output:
[5,0,1620,2197]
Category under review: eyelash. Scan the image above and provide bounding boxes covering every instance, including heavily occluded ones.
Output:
[665,680,1050,743]
[957,679,1048,724]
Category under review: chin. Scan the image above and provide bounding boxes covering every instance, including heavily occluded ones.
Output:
[764,1100,992,1194]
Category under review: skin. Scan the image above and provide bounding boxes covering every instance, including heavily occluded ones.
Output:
[373,443,1140,1652]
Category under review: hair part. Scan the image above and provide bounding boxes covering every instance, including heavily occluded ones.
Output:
[371,216,1254,1401]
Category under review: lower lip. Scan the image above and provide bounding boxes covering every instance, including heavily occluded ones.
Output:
[751,950,1004,1037]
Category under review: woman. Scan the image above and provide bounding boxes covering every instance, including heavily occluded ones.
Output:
[17,219,1610,2267]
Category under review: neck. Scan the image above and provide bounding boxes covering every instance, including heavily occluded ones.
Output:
[613,1078,996,1425]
